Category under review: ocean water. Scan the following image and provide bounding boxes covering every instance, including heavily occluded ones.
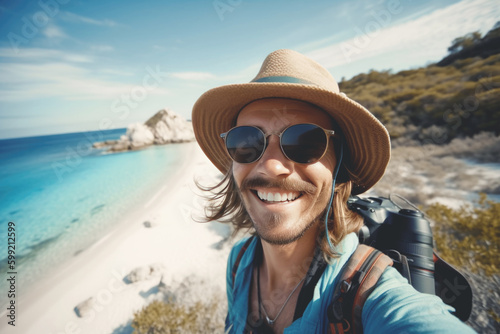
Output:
[0,129,188,305]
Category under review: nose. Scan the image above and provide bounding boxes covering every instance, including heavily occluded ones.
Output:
[255,135,293,177]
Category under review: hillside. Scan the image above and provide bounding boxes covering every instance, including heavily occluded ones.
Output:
[437,22,500,66]
[339,24,500,145]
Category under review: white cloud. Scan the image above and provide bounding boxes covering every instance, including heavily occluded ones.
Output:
[90,45,114,52]
[305,0,500,72]
[42,24,68,39]
[0,61,169,101]
[100,68,134,76]
[362,0,387,12]
[169,72,216,80]
[0,47,171,102]
[60,11,118,27]
[0,47,93,63]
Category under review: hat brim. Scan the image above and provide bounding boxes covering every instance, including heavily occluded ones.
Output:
[192,82,390,195]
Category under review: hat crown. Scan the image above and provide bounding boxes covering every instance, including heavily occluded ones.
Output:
[252,49,340,93]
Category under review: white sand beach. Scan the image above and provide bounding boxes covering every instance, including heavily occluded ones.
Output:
[1,142,232,334]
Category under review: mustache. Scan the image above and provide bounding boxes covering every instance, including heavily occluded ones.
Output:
[240,176,317,195]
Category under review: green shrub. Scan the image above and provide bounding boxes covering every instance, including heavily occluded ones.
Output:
[339,43,500,142]
[426,194,500,276]
[131,295,225,334]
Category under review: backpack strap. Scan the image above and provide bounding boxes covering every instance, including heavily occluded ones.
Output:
[384,249,411,285]
[328,245,393,334]
[231,236,255,289]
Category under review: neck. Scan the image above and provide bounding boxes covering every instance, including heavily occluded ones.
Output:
[260,225,318,291]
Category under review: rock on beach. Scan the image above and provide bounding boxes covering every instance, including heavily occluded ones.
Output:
[74,297,95,318]
[125,263,166,283]
[93,108,195,152]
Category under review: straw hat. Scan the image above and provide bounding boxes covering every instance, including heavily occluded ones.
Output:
[191,49,390,194]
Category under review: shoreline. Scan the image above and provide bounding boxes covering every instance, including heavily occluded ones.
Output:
[0,142,231,333]
[1,142,196,307]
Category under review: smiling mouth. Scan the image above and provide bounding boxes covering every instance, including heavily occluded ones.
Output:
[252,189,302,204]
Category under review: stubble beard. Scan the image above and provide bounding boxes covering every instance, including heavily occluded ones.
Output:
[251,210,320,245]
[236,176,332,246]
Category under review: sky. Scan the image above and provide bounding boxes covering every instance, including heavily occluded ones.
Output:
[0,0,499,139]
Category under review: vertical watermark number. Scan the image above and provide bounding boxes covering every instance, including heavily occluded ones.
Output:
[6,221,17,326]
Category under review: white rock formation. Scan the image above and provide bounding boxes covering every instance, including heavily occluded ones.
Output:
[93,108,194,152]
[125,123,155,149]
[145,108,195,144]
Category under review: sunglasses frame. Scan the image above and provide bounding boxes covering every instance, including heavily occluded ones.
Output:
[220,123,336,164]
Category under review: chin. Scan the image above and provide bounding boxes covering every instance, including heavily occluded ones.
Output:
[251,214,317,246]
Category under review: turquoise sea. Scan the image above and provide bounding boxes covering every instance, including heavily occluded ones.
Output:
[0,129,188,307]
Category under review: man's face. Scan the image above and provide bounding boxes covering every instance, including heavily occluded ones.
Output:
[232,98,337,245]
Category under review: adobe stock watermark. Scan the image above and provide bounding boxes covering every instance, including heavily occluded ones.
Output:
[51,65,168,182]
[108,65,168,122]
[267,105,297,131]
[213,0,242,21]
[50,268,130,334]
[340,0,405,63]
[422,74,499,146]
[439,277,470,305]
[7,0,70,53]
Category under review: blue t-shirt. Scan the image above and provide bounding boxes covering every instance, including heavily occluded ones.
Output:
[225,233,476,333]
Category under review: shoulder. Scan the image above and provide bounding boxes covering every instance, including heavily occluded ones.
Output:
[228,236,256,266]
[225,236,258,333]
[362,266,476,333]
[227,235,258,286]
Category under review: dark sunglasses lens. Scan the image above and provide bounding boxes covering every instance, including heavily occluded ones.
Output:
[225,126,265,163]
[282,124,328,163]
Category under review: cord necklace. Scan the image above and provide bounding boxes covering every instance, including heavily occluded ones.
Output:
[257,264,305,325]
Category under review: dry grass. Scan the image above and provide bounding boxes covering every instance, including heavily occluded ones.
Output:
[426,194,500,276]
[131,276,226,334]
[372,132,500,206]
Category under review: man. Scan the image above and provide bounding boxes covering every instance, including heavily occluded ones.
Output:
[192,49,475,333]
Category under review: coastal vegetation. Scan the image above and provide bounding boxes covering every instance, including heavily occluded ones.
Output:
[131,298,224,334]
[339,23,500,145]
[426,196,500,330]
[427,194,499,277]
[131,278,226,334]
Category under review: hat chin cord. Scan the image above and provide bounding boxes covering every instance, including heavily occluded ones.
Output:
[324,139,343,252]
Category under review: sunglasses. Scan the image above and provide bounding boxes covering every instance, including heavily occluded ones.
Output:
[220,123,336,164]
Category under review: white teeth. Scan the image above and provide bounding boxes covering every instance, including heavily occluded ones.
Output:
[256,191,299,203]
